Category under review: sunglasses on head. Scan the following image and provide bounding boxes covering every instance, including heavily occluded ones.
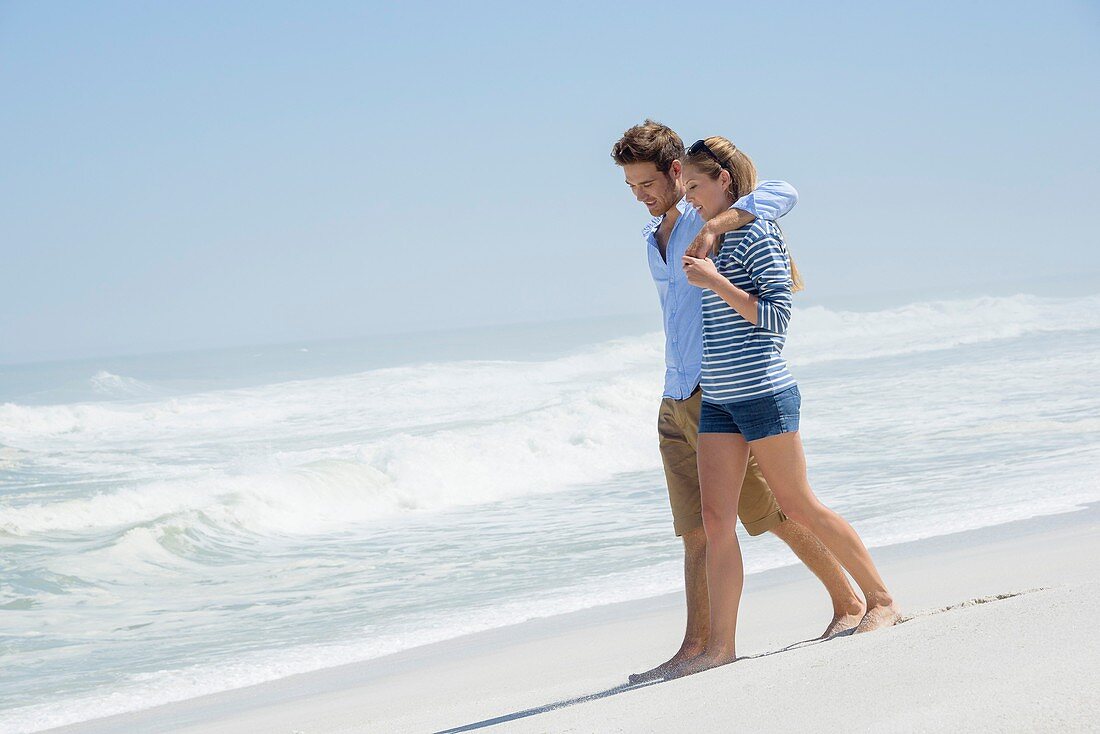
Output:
[687,139,727,169]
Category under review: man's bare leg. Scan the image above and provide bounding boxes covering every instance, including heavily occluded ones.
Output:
[628,524,709,682]
[770,520,865,637]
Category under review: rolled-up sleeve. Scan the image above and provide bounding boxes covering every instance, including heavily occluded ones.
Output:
[731,180,798,222]
[740,230,793,335]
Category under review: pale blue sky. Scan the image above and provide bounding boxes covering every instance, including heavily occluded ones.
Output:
[2,1,1098,363]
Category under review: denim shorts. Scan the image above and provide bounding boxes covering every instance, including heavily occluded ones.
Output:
[698,385,801,441]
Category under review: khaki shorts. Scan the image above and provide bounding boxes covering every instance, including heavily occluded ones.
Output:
[658,388,787,537]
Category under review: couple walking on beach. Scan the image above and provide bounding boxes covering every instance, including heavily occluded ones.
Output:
[611,120,900,681]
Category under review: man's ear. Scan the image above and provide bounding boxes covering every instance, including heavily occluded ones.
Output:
[669,159,682,180]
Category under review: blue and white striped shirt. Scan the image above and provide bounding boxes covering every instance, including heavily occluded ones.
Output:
[700,218,796,403]
[645,181,798,400]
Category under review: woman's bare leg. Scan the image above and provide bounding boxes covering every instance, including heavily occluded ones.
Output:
[748,431,900,633]
[676,432,751,675]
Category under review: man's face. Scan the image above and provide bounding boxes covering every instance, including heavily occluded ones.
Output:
[623,161,682,217]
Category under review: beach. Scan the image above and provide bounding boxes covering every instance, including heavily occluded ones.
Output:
[43,503,1100,733]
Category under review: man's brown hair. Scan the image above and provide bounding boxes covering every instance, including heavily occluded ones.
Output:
[611,119,684,173]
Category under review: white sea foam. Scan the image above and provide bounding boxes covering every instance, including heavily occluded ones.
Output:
[88,370,156,398]
[0,445,26,470]
[1,294,1098,540]
[3,294,1095,441]
[785,293,1100,366]
[0,339,664,536]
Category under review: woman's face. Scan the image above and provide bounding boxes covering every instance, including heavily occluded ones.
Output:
[682,162,731,221]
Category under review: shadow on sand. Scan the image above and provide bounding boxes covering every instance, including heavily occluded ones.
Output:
[433,588,1048,732]
[431,633,840,733]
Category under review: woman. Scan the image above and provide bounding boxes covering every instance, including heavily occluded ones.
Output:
[678,136,899,673]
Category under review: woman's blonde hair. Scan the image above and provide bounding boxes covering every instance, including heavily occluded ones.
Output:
[683,136,804,292]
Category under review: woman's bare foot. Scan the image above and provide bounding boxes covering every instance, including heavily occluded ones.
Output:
[854,601,901,633]
[628,643,706,684]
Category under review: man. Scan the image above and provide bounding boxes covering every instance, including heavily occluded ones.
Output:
[611,120,865,682]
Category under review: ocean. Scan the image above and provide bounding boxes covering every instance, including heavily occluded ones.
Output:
[2,293,1099,732]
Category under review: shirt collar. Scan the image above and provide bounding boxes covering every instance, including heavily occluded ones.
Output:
[642,197,691,240]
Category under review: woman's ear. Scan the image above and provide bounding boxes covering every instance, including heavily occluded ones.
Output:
[719,168,733,192]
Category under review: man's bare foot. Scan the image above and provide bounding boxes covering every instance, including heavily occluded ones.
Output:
[628,645,705,684]
[820,598,866,638]
[854,601,901,634]
[822,609,865,638]
[664,649,738,679]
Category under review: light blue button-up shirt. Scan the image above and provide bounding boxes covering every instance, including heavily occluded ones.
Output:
[644,180,799,400]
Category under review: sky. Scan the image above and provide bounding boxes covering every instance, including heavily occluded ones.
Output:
[1,1,1098,364]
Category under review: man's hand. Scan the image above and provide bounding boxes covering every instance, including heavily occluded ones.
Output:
[682,255,721,289]
[688,207,755,258]
[685,224,719,259]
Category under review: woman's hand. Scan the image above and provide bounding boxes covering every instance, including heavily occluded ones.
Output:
[682,255,722,289]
